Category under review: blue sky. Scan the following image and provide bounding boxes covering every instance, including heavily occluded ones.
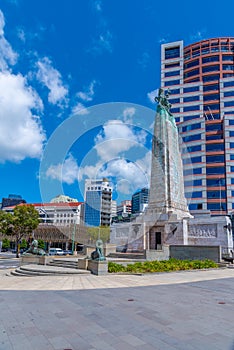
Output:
[1,0,234,204]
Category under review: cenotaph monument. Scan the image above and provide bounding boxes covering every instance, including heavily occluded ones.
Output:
[110,89,233,257]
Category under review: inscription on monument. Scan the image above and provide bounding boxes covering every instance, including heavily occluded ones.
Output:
[188,225,217,238]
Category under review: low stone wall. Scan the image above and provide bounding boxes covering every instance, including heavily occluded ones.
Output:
[169,245,221,262]
[145,245,170,261]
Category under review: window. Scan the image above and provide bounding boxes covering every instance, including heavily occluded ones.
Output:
[224,80,234,88]
[206,123,222,132]
[165,46,180,59]
[222,55,234,61]
[184,179,202,187]
[207,191,226,199]
[183,86,200,93]
[170,107,180,113]
[224,73,234,78]
[189,203,203,210]
[182,144,201,153]
[206,155,224,163]
[206,167,225,175]
[175,117,180,123]
[184,105,200,112]
[230,131,234,137]
[230,143,234,148]
[183,95,200,103]
[203,74,220,82]
[182,123,201,132]
[202,65,219,73]
[232,191,234,196]
[231,178,234,184]
[224,101,234,107]
[182,134,201,142]
[207,178,226,186]
[184,69,199,78]
[184,115,201,122]
[169,88,180,94]
[183,168,202,176]
[204,103,220,111]
[164,79,180,87]
[207,203,227,211]
[206,134,223,141]
[202,56,219,63]
[165,62,180,68]
[169,98,180,104]
[165,70,180,77]
[203,94,220,101]
[186,78,200,83]
[224,91,234,97]
[223,64,234,70]
[203,84,219,92]
[231,154,234,161]
[184,59,199,69]
[229,120,234,125]
[231,166,234,172]
[185,191,202,198]
[183,156,201,165]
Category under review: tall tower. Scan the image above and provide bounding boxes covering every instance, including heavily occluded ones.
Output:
[161,38,234,215]
[84,178,112,226]
[148,89,191,220]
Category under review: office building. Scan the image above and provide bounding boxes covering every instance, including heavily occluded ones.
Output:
[131,188,149,214]
[1,194,26,209]
[117,200,132,216]
[50,194,78,203]
[84,178,112,226]
[3,202,83,227]
[161,37,234,215]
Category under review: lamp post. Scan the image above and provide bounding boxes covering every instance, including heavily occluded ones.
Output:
[71,209,78,254]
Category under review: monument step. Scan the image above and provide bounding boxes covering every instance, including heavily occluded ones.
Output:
[47,260,78,269]
[11,265,91,276]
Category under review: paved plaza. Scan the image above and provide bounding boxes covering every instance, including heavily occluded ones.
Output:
[0,268,234,350]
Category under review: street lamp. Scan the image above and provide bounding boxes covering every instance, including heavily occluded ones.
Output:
[71,209,78,254]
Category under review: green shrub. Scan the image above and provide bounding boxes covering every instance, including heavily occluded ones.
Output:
[108,259,218,273]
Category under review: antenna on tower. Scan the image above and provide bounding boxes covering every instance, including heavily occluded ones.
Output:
[207,106,214,120]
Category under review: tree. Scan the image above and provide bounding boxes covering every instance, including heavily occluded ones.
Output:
[0,205,40,258]
[87,226,110,244]
[20,239,28,250]
[2,238,10,250]
[37,239,45,250]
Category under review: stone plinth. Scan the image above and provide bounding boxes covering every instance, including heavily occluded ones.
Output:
[87,260,108,275]
[78,258,89,270]
[20,255,51,266]
[103,243,116,256]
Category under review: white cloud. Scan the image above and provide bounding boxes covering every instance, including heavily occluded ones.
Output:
[94,0,102,12]
[123,107,135,123]
[99,158,150,194]
[36,57,68,106]
[0,72,45,163]
[77,80,96,102]
[0,10,18,71]
[72,102,89,115]
[16,27,26,42]
[95,120,147,161]
[147,89,158,104]
[46,154,79,185]
[89,30,113,55]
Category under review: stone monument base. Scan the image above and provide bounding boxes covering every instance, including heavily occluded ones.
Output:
[20,255,51,266]
[87,260,108,275]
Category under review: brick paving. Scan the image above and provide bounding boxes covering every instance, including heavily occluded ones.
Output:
[0,268,234,349]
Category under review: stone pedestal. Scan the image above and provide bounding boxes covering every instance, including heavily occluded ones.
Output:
[103,243,116,256]
[78,258,89,270]
[20,255,51,266]
[87,260,108,275]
